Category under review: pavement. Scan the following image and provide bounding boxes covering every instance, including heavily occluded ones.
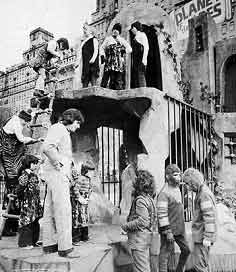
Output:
[0,224,124,272]
[1,221,236,271]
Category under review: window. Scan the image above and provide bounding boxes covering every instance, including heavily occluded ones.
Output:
[221,23,227,35]
[225,134,236,164]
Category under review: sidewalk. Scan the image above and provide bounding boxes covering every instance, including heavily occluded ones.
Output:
[1,222,236,271]
[0,224,123,272]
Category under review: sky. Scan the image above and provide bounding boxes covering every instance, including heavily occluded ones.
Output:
[0,0,96,70]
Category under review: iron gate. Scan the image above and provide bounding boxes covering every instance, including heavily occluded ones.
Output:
[97,126,123,207]
[97,95,213,216]
[166,94,213,221]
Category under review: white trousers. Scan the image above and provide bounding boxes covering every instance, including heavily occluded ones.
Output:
[42,170,72,251]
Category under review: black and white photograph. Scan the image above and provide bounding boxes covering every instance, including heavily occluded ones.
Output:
[0,0,235,271]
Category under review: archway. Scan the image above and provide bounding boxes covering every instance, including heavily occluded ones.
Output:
[223,54,236,112]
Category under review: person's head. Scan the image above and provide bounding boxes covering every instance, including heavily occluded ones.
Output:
[165,164,181,187]
[57,38,69,51]
[182,168,204,192]
[154,21,164,35]
[18,109,32,126]
[133,170,156,198]
[21,154,40,173]
[61,108,85,132]
[112,23,122,38]
[131,21,142,35]
[81,160,95,176]
[83,22,96,37]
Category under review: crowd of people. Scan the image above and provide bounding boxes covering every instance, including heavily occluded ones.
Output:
[0,108,217,268]
[78,21,150,91]
[0,19,217,270]
[122,166,217,272]
[31,19,151,113]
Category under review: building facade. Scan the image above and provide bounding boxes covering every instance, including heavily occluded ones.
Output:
[90,0,188,42]
[90,0,236,192]
[0,27,76,114]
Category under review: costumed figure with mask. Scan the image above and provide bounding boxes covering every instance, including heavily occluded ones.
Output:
[100,23,132,90]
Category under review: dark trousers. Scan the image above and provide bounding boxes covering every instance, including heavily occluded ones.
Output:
[72,226,89,243]
[82,71,98,88]
[18,219,40,247]
[132,63,146,88]
[2,178,20,235]
[101,70,123,90]
[159,234,190,272]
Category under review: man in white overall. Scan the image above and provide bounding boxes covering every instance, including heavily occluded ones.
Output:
[41,108,84,258]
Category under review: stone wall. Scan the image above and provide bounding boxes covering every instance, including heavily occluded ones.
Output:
[181,13,217,114]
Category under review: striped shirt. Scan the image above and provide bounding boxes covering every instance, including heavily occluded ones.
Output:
[157,183,185,235]
[192,184,217,243]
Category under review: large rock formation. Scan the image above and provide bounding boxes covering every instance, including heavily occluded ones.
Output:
[51,87,180,222]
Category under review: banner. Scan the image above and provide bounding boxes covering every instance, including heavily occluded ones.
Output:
[170,0,233,40]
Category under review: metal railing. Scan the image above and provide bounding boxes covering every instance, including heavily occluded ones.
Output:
[98,126,123,207]
[0,176,5,206]
[165,94,213,221]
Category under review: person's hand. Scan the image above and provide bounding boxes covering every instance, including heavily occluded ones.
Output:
[142,60,147,66]
[166,231,174,243]
[121,229,127,235]
[203,239,211,247]
[81,161,95,175]
[89,59,95,64]
[37,137,44,142]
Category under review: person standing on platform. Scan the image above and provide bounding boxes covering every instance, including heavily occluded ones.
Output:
[0,110,42,236]
[76,23,99,88]
[183,168,217,272]
[29,38,69,110]
[130,21,149,88]
[17,154,43,248]
[71,160,95,245]
[41,108,84,258]
[157,164,190,272]
[100,23,132,90]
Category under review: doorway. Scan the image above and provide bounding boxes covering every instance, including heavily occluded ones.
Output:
[224,54,236,112]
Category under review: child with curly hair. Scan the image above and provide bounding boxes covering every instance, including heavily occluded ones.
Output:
[121,169,157,272]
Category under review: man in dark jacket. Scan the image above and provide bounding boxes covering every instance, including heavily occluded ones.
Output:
[183,168,217,272]
[79,23,99,88]
[157,164,190,272]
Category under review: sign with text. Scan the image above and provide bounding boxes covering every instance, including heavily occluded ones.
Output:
[170,0,233,40]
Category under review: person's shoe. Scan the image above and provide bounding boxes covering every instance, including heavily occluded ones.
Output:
[35,241,43,247]
[58,248,80,258]
[72,241,82,246]
[21,245,34,250]
[43,244,58,254]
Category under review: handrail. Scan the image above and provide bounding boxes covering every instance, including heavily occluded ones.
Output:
[164,94,212,117]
